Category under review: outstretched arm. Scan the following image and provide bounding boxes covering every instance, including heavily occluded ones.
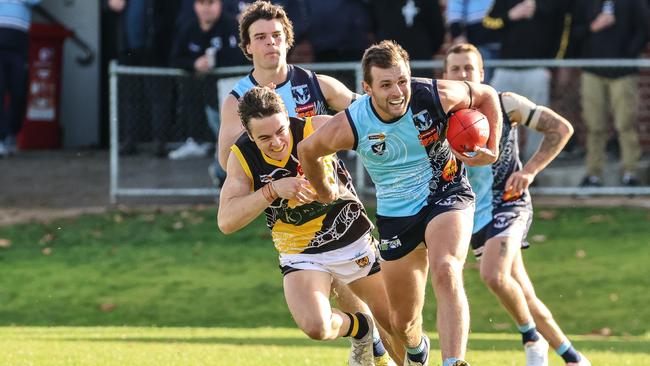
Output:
[297,111,355,203]
[437,79,503,166]
[217,95,244,169]
[502,92,573,193]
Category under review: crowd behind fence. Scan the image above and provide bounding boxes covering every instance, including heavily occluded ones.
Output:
[109,59,650,204]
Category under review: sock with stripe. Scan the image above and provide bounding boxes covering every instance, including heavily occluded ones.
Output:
[556,341,581,363]
[517,321,540,344]
[343,312,369,340]
[406,335,428,363]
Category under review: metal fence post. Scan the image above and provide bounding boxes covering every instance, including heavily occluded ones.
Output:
[109,60,118,205]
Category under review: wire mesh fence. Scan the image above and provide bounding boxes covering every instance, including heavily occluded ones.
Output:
[110,59,650,203]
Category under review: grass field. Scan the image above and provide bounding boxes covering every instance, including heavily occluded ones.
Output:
[0,205,649,365]
[0,327,648,365]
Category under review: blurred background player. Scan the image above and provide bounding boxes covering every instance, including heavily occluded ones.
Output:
[218,86,401,366]
[299,40,503,366]
[443,42,591,366]
[216,2,399,364]
[0,0,41,157]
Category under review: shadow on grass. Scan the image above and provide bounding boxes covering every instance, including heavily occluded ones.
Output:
[32,335,650,353]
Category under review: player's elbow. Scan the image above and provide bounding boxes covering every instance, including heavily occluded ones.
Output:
[297,140,313,160]
[217,213,237,235]
[561,119,574,138]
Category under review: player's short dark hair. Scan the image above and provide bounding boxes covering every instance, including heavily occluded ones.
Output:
[361,40,410,85]
[239,86,287,132]
[238,1,294,60]
[444,43,484,71]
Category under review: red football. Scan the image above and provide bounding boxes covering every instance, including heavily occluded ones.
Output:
[446,109,489,153]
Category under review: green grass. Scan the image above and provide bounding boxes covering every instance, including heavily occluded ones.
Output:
[0,327,648,365]
[0,206,649,364]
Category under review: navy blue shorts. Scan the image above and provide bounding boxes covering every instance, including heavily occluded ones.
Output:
[470,206,532,258]
[376,190,474,261]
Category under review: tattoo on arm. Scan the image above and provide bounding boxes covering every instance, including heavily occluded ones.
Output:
[536,112,563,155]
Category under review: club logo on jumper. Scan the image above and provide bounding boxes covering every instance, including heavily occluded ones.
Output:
[494,211,518,229]
[209,36,223,51]
[371,142,386,155]
[441,158,458,181]
[435,195,458,207]
[260,168,293,183]
[379,237,402,251]
[367,132,386,141]
[418,129,439,147]
[413,110,434,131]
[291,84,311,105]
[355,256,370,268]
[295,102,316,117]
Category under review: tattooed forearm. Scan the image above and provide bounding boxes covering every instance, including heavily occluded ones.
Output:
[523,107,573,174]
[535,108,561,132]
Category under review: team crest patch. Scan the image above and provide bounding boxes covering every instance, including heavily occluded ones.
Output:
[435,195,458,206]
[371,142,386,155]
[291,84,311,105]
[355,256,370,268]
[413,110,434,131]
[441,158,458,181]
[494,211,518,229]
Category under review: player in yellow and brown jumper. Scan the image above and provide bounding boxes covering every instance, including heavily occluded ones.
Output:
[218,86,402,366]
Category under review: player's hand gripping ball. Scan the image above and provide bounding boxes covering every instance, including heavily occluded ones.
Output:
[447,109,489,153]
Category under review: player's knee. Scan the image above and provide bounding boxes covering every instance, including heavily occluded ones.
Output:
[480,269,506,291]
[301,319,329,340]
[430,257,463,287]
[390,310,421,337]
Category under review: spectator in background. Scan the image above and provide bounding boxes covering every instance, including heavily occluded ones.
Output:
[0,0,41,157]
[305,0,373,62]
[446,0,501,82]
[483,0,573,161]
[572,0,650,187]
[169,0,247,164]
[369,0,445,62]
[109,0,180,157]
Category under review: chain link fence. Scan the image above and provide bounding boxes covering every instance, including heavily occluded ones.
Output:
[110,59,650,203]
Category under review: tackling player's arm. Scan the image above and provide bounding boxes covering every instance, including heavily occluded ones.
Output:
[217,94,244,169]
[218,150,319,234]
[217,151,270,234]
[316,74,360,112]
[297,111,354,203]
[502,92,574,194]
[437,79,502,166]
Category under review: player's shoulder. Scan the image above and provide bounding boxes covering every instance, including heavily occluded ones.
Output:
[411,77,434,89]
[233,130,250,147]
[500,91,536,112]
